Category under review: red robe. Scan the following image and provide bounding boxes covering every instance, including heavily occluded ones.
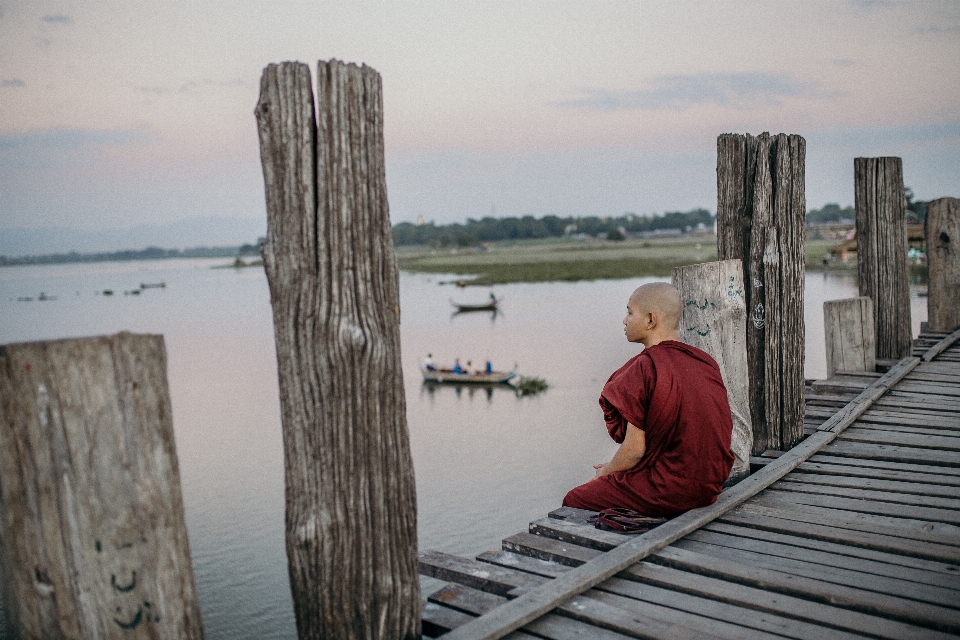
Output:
[563,340,734,517]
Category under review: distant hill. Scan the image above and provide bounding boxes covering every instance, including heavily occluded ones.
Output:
[0,216,266,258]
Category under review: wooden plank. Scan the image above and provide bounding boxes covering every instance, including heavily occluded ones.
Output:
[597,577,871,640]
[921,327,960,361]
[746,496,960,549]
[836,429,960,451]
[873,395,960,413]
[422,601,479,638]
[502,533,600,567]
[906,372,960,385]
[844,423,960,437]
[527,517,630,552]
[439,431,839,640]
[579,589,789,640]
[856,410,960,430]
[672,538,960,610]
[419,550,548,597]
[691,525,960,592]
[796,460,960,487]
[423,574,700,640]
[622,561,954,640]
[772,476,960,522]
[916,361,960,373]
[429,583,510,616]
[718,507,960,569]
[817,356,921,433]
[819,440,960,466]
[476,551,844,640]
[781,473,960,501]
[475,550,569,579]
[759,488,960,528]
[894,381,960,397]
[651,545,960,632]
[810,452,960,476]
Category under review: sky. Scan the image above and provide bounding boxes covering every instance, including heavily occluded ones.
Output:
[1,0,959,248]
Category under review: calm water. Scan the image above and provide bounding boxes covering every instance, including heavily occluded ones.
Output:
[0,259,928,639]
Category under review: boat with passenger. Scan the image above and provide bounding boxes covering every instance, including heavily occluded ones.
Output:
[418,360,516,384]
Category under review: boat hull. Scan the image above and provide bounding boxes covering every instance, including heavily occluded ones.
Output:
[419,365,515,384]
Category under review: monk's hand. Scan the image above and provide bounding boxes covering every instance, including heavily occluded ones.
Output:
[591,463,607,481]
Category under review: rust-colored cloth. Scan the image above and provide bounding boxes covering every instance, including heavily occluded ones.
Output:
[563,341,734,517]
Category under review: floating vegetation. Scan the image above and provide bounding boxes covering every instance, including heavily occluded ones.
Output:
[514,376,549,397]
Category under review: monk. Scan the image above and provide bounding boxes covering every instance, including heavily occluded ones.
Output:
[563,282,734,517]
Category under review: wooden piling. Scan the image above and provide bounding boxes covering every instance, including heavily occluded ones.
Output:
[255,60,419,640]
[0,333,204,639]
[927,197,960,332]
[672,259,752,481]
[854,157,912,359]
[717,133,806,453]
[823,297,876,377]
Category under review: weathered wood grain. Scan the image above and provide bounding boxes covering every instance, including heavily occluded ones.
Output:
[598,576,869,640]
[673,260,754,470]
[797,460,960,486]
[927,198,960,332]
[256,59,419,639]
[717,133,806,451]
[623,562,953,640]
[711,513,960,575]
[855,157,912,359]
[686,522,960,592]
[0,333,204,639]
[824,297,876,376]
[650,546,960,632]
[817,356,920,433]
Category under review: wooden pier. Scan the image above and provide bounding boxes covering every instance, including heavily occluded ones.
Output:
[420,328,960,639]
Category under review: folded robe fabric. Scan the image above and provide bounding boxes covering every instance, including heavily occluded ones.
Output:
[563,340,734,517]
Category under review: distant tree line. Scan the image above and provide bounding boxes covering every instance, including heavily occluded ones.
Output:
[0,244,257,267]
[806,188,928,225]
[391,209,715,247]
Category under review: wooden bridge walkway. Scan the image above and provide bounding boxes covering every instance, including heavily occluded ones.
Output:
[419,329,960,640]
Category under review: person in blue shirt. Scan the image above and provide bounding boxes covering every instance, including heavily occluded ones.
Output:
[452,358,462,374]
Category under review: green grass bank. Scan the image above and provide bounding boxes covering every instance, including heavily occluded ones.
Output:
[396,237,847,286]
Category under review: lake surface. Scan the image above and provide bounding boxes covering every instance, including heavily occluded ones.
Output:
[0,259,928,639]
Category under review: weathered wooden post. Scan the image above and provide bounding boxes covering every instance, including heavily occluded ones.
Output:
[0,333,204,639]
[255,60,419,639]
[717,133,806,453]
[823,297,876,377]
[672,260,752,481]
[927,197,960,332]
[854,157,912,359]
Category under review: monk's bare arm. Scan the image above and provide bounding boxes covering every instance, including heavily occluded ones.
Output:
[593,423,646,479]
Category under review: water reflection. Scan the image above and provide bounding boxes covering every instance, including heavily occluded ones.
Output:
[420,380,516,403]
[451,308,499,322]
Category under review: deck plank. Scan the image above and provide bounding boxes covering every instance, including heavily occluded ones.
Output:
[650,546,960,633]
[621,563,955,640]
[715,509,960,571]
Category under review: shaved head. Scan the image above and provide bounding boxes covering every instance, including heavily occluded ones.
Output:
[630,283,681,331]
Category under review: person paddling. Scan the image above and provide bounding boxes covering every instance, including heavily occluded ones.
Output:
[563,282,734,517]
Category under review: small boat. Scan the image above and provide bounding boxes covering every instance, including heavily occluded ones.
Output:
[140,282,166,289]
[451,295,502,313]
[419,363,516,384]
